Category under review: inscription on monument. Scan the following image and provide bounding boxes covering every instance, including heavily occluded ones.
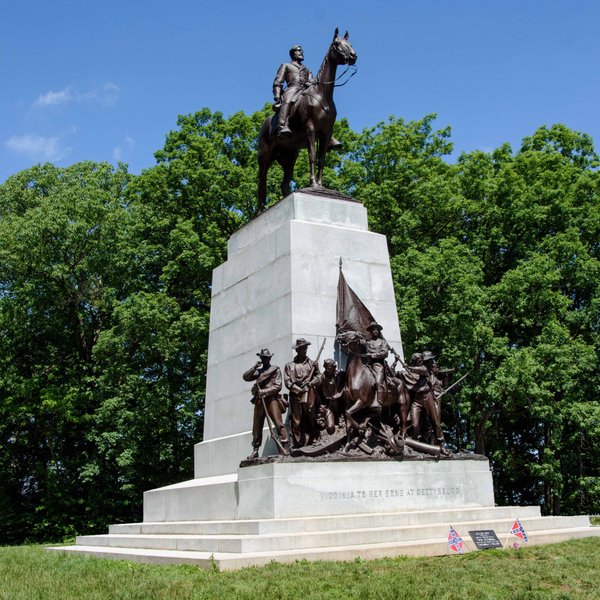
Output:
[319,486,461,501]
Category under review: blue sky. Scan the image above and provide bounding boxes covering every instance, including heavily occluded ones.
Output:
[2,1,599,182]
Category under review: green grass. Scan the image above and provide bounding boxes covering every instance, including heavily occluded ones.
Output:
[1,539,600,600]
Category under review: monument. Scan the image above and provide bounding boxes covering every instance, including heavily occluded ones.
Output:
[50,30,600,569]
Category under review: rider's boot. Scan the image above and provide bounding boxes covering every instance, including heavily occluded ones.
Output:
[277,103,292,137]
[328,137,343,151]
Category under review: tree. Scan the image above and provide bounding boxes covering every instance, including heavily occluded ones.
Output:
[0,162,133,540]
[1,112,598,543]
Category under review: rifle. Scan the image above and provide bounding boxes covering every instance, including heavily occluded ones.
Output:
[437,371,471,400]
[259,394,288,455]
[306,338,327,386]
[296,338,327,396]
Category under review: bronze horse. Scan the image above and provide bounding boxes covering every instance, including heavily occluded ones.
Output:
[336,330,404,428]
[257,29,357,210]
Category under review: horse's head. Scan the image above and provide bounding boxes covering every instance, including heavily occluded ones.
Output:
[330,28,357,66]
[336,329,365,354]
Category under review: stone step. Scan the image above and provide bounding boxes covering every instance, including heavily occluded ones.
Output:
[109,505,541,536]
[50,526,600,571]
[143,474,238,522]
[78,515,591,554]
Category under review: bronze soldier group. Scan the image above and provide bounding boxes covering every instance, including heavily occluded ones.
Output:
[243,329,460,459]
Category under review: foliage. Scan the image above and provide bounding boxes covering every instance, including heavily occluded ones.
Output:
[343,117,600,514]
[0,108,599,543]
[2,539,600,599]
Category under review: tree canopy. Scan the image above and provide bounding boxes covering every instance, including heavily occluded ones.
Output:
[0,109,598,543]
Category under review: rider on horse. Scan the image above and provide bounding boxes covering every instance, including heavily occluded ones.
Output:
[273,45,313,138]
[272,45,342,149]
[364,321,401,411]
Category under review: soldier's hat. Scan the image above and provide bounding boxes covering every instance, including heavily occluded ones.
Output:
[256,348,274,358]
[367,321,383,331]
[292,338,311,349]
[422,350,436,362]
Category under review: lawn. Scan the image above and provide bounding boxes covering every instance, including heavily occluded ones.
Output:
[1,538,599,600]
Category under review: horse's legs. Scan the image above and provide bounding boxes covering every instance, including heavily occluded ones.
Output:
[258,148,273,211]
[346,397,367,418]
[398,382,411,439]
[279,149,298,198]
[305,122,318,186]
[316,133,328,186]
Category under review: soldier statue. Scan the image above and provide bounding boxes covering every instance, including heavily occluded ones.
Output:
[409,350,445,447]
[310,358,344,435]
[284,338,320,447]
[243,349,289,459]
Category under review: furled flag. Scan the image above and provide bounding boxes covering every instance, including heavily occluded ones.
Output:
[447,526,464,554]
[336,264,376,338]
[510,518,529,543]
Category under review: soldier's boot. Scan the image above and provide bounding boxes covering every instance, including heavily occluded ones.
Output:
[278,103,292,136]
[278,426,290,456]
[247,447,259,460]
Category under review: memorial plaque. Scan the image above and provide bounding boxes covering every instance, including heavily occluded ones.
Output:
[468,529,503,549]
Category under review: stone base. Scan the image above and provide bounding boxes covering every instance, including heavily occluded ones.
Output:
[236,458,495,519]
[144,457,494,522]
[49,458,600,569]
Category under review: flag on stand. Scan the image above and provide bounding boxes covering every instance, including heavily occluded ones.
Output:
[510,518,529,543]
[447,526,464,554]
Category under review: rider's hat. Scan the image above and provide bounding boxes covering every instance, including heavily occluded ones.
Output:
[256,348,274,358]
[292,338,311,349]
[367,321,383,332]
[422,350,436,362]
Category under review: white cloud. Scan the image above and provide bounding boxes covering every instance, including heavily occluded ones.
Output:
[113,135,135,161]
[5,134,70,162]
[35,86,75,107]
[34,83,120,108]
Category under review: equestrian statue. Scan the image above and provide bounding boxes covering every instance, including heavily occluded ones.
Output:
[257,28,357,211]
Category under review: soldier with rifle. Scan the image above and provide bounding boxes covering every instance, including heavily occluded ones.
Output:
[243,349,289,459]
[409,350,445,447]
[284,338,324,448]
